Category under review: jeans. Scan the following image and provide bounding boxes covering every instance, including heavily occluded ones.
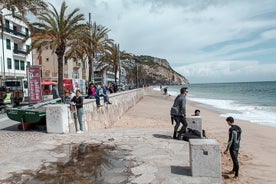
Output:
[230,148,239,177]
[95,96,100,106]
[173,115,187,139]
[77,108,84,131]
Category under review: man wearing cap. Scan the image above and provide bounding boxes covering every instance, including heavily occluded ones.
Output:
[170,87,188,140]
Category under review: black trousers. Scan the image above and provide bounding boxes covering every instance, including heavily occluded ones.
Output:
[230,148,239,177]
[173,115,187,139]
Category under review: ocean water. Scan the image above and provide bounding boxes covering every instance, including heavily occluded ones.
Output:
[155,81,276,127]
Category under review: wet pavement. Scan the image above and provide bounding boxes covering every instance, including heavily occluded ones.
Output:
[0,127,222,184]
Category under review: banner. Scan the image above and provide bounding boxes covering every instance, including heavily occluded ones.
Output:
[28,66,43,104]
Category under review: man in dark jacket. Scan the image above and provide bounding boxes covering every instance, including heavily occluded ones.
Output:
[170,87,188,140]
[224,116,242,178]
[71,90,84,133]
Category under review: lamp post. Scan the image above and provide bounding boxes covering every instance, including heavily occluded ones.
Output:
[89,13,94,83]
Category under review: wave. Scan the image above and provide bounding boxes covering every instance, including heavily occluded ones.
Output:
[189,97,276,127]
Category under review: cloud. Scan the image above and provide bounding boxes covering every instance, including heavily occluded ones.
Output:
[177,60,276,83]
[45,0,276,83]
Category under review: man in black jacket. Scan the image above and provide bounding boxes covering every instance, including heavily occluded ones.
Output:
[224,116,242,178]
[71,90,84,133]
[170,87,188,140]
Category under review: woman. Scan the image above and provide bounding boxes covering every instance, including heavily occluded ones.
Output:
[71,90,84,133]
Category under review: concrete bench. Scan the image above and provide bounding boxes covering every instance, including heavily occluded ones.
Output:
[189,139,221,178]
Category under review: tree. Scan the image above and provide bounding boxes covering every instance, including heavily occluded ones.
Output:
[90,22,112,82]
[66,22,112,82]
[98,42,131,84]
[30,1,87,95]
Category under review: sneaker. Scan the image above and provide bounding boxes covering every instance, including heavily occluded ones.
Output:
[97,105,102,107]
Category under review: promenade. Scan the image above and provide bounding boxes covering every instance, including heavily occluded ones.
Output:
[0,92,222,184]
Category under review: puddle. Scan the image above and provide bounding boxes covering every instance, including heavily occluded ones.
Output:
[2,143,135,184]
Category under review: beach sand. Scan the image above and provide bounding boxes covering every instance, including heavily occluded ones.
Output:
[112,90,276,184]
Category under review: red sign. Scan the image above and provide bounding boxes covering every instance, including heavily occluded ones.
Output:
[28,66,43,104]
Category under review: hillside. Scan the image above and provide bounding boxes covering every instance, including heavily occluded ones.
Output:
[131,55,189,85]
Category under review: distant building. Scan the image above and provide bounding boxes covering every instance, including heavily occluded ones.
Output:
[0,8,33,84]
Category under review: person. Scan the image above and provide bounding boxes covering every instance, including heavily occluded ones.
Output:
[193,109,200,116]
[102,84,112,104]
[170,87,188,140]
[95,82,102,107]
[164,87,168,95]
[52,85,59,99]
[224,116,242,178]
[71,89,84,133]
[63,90,71,104]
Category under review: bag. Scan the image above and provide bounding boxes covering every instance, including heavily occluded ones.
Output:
[170,106,179,116]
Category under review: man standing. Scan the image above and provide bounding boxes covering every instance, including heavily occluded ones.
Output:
[170,87,188,140]
[224,116,242,178]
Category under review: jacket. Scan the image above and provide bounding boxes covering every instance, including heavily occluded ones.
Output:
[170,94,186,117]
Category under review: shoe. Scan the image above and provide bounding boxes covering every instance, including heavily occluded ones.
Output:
[107,102,112,104]
[97,105,102,107]
[76,131,83,133]
[233,175,238,179]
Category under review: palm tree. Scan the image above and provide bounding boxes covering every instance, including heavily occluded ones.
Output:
[30,1,87,95]
[98,42,131,84]
[66,22,112,83]
[90,22,112,82]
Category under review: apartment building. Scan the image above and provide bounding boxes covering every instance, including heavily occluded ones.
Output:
[0,9,32,84]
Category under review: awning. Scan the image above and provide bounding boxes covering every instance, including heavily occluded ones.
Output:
[41,81,57,85]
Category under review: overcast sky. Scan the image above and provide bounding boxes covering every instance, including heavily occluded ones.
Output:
[46,0,276,83]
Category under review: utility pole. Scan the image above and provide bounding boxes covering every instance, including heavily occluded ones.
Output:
[118,44,121,85]
[89,13,94,83]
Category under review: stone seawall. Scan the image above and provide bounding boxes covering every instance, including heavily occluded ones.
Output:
[47,88,147,133]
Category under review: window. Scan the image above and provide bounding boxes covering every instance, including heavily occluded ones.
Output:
[7,58,12,69]
[20,60,25,70]
[5,20,9,29]
[26,45,30,52]
[14,59,19,70]
[6,39,11,50]
[26,61,30,68]
[25,28,29,36]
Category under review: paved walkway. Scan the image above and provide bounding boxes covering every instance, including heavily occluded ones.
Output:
[0,94,222,183]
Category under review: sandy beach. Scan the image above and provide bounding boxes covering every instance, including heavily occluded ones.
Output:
[112,90,276,184]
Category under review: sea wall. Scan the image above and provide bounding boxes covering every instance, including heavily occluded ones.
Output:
[66,88,146,133]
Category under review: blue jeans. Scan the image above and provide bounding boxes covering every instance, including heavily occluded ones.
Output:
[77,108,84,131]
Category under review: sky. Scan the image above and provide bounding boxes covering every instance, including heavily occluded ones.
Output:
[46,0,276,84]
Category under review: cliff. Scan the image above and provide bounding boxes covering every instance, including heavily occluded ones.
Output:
[132,55,189,85]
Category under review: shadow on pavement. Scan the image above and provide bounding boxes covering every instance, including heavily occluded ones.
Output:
[171,165,191,176]
[152,134,172,139]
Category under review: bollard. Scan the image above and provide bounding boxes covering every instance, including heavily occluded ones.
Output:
[189,139,221,178]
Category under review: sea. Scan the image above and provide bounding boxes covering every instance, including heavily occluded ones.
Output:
[154,81,276,127]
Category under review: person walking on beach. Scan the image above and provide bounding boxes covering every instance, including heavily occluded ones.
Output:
[224,116,242,178]
[170,87,188,140]
[71,89,84,133]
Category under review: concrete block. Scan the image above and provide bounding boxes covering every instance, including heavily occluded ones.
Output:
[189,139,221,178]
[186,117,202,137]
[46,104,69,133]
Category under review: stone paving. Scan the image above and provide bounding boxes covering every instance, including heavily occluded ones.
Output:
[0,126,221,184]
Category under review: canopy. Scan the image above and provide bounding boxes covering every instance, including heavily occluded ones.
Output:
[41,81,57,85]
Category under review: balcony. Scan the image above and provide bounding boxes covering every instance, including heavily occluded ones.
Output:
[13,49,27,55]
[1,26,27,38]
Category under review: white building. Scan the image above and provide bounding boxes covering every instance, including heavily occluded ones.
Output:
[0,8,32,84]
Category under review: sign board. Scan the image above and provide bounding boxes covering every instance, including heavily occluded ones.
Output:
[28,66,43,104]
